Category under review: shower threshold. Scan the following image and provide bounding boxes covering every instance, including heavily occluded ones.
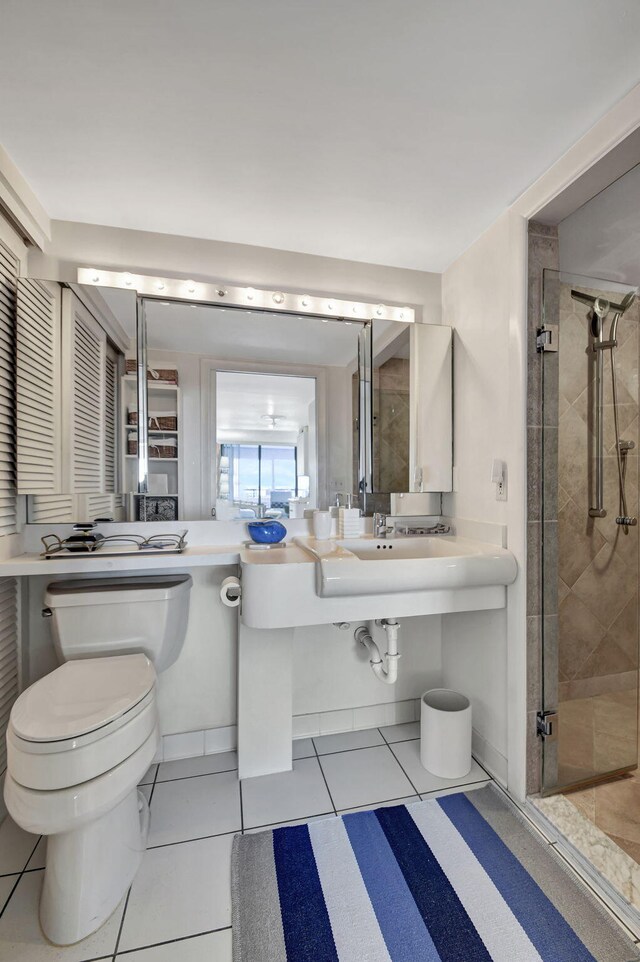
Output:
[528,788,640,937]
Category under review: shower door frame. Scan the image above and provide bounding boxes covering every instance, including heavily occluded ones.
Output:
[539,268,640,796]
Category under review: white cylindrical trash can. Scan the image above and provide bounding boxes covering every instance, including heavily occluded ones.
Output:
[420,689,472,778]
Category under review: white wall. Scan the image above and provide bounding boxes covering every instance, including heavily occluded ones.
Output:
[24,565,441,738]
[440,211,528,790]
[28,220,441,324]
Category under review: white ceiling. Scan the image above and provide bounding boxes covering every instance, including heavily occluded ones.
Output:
[142,301,368,366]
[5,1,640,271]
[216,371,315,443]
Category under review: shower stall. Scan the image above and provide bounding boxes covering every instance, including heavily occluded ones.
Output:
[538,269,640,854]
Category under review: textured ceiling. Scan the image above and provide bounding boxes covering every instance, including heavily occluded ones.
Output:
[2,0,640,271]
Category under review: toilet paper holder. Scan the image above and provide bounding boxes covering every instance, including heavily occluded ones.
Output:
[220,576,241,608]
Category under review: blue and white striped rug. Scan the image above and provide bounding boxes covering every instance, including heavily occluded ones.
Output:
[231,785,639,962]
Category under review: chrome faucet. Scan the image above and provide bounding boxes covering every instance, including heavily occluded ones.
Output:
[373,512,393,538]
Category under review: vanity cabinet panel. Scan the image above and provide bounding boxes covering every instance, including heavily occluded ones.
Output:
[409,324,452,492]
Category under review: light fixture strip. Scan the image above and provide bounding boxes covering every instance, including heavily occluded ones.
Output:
[76,268,415,324]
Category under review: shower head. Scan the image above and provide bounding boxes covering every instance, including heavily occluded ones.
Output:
[610,289,637,343]
[619,291,636,313]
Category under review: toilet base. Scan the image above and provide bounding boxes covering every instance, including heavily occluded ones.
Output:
[40,787,150,946]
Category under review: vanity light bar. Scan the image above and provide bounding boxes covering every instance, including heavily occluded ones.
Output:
[76,268,415,324]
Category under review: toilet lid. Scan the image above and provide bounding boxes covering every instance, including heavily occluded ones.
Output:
[11,654,156,743]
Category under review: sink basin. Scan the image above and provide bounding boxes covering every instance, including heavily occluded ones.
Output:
[294,534,517,598]
[337,537,465,560]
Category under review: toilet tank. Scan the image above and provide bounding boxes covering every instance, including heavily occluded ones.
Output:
[44,575,193,673]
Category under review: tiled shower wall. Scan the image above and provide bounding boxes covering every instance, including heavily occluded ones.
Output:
[527,221,559,794]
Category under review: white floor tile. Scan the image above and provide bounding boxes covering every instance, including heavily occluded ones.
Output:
[0,874,17,911]
[292,738,315,760]
[148,771,241,846]
[0,817,40,876]
[379,721,420,743]
[390,739,489,795]
[157,752,237,783]
[243,812,336,834]
[0,869,124,961]
[116,928,232,961]
[118,833,234,952]
[139,765,157,786]
[241,757,333,829]
[313,728,384,755]
[25,837,47,871]
[338,795,420,815]
[320,745,415,810]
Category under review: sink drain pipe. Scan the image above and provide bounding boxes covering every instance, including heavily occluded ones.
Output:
[355,620,400,685]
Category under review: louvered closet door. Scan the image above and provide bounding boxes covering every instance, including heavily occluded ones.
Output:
[16,279,61,493]
[0,237,20,784]
[0,244,18,530]
[61,290,106,492]
[104,344,119,492]
[0,578,17,776]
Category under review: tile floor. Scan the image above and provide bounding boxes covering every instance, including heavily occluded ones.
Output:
[0,724,634,961]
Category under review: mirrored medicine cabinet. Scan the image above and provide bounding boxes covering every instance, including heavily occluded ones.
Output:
[16,277,452,523]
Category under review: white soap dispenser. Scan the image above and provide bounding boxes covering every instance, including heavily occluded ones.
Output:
[338,494,360,538]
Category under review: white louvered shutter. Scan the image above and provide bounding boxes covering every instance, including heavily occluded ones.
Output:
[62,290,106,492]
[16,279,60,493]
[0,243,18,532]
[28,495,74,523]
[104,345,119,493]
[0,577,17,776]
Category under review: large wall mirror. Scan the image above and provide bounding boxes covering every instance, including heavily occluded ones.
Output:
[18,278,452,523]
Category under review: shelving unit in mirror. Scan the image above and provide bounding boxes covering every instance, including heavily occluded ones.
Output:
[122,370,182,520]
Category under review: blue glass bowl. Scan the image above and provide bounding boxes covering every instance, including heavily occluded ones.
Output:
[247,520,287,544]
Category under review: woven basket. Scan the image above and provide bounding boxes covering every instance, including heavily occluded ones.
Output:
[125,360,179,384]
[128,410,177,430]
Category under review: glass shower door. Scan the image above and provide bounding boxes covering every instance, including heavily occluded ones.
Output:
[541,269,640,794]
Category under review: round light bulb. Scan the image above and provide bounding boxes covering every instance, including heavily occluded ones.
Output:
[155,281,165,291]
[92,273,100,283]
[186,280,196,293]
[376,305,383,316]
[123,273,133,286]
[272,292,285,305]
[301,296,310,308]
[246,287,255,300]
[327,302,334,311]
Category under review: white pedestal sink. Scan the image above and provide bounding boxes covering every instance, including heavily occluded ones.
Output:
[236,533,517,780]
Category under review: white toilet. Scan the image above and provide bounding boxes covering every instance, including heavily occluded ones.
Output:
[3,574,193,946]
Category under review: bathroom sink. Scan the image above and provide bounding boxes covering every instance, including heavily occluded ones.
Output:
[337,537,464,560]
[294,534,517,598]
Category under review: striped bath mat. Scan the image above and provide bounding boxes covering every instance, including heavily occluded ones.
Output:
[231,785,639,962]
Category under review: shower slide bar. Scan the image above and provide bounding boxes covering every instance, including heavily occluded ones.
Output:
[571,288,638,523]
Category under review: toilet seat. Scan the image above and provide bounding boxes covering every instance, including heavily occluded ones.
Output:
[11,653,156,742]
[7,654,159,791]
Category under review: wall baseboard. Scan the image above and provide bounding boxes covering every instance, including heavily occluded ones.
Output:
[472,727,507,786]
[155,699,421,763]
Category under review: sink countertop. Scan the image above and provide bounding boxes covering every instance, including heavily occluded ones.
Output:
[0,543,245,577]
